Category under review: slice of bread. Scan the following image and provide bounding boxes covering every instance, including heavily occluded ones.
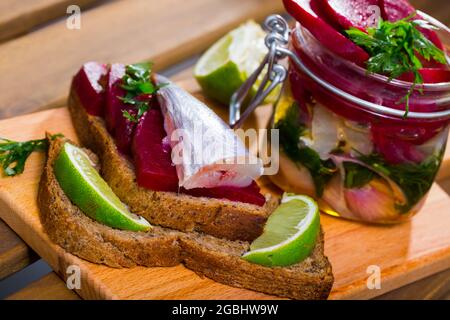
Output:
[38,136,334,299]
[68,89,277,241]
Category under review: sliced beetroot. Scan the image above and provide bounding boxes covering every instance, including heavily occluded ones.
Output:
[371,125,425,164]
[309,0,341,31]
[379,0,415,22]
[132,108,179,192]
[317,0,379,31]
[283,0,369,66]
[185,181,266,207]
[416,25,445,51]
[132,107,265,205]
[115,94,157,155]
[114,105,137,155]
[380,0,444,50]
[288,68,313,124]
[399,68,450,83]
[71,62,108,116]
[105,63,126,133]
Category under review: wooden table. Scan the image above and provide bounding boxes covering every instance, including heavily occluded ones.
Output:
[0,0,449,300]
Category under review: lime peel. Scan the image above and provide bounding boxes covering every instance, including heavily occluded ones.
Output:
[242,193,320,267]
[54,143,151,232]
[195,20,280,105]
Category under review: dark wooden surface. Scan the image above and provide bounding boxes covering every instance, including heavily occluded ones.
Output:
[0,0,99,43]
[0,220,38,281]
[6,272,80,300]
[0,0,449,300]
[7,267,449,300]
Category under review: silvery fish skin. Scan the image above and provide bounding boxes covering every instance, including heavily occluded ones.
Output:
[155,75,263,190]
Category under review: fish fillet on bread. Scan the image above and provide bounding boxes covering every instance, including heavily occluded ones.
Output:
[68,66,278,241]
[38,135,334,299]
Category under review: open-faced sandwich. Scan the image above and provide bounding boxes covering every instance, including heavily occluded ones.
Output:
[32,61,334,299]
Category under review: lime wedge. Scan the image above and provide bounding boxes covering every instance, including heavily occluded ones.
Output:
[195,20,280,105]
[242,193,320,267]
[54,143,151,232]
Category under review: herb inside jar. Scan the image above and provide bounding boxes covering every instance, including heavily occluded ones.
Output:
[346,151,443,213]
[275,102,336,197]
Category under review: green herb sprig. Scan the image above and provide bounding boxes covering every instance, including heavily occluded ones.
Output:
[356,151,442,213]
[119,62,165,123]
[346,15,447,117]
[343,162,377,189]
[0,134,63,177]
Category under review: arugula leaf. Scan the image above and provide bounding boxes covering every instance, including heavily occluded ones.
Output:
[118,62,163,123]
[346,15,447,117]
[357,151,442,213]
[0,134,63,177]
[343,162,377,189]
[275,102,336,196]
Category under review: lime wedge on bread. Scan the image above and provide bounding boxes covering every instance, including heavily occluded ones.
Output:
[54,142,151,232]
[242,193,320,267]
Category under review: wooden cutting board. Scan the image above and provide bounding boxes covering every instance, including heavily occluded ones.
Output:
[0,77,449,300]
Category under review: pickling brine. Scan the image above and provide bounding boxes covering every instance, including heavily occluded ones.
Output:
[270,20,450,224]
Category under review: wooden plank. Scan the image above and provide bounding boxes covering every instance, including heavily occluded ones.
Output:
[375,267,450,300]
[5,272,80,300]
[0,77,450,299]
[0,0,99,43]
[0,0,284,119]
[0,218,37,280]
[8,267,448,300]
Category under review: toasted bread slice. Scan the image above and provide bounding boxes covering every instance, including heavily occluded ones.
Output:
[68,90,277,241]
[38,136,333,299]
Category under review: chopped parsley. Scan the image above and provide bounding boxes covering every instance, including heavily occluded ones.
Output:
[0,134,63,176]
[119,62,165,123]
[346,15,447,117]
[356,151,443,213]
[343,162,377,189]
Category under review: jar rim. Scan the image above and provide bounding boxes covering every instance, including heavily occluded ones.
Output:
[292,24,450,91]
[288,24,450,121]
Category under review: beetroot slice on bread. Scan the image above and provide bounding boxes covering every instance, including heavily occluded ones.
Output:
[71,62,108,116]
[104,63,140,155]
[185,181,266,207]
[114,104,138,155]
[283,0,369,66]
[132,107,266,205]
[133,108,179,192]
[73,62,267,206]
[105,63,126,134]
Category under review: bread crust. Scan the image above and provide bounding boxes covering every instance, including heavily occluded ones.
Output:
[68,91,277,241]
[38,137,182,268]
[38,133,334,299]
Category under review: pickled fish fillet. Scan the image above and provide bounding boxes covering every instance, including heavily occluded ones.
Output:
[155,75,263,189]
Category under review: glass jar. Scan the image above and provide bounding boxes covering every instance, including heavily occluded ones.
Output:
[270,23,450,224]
